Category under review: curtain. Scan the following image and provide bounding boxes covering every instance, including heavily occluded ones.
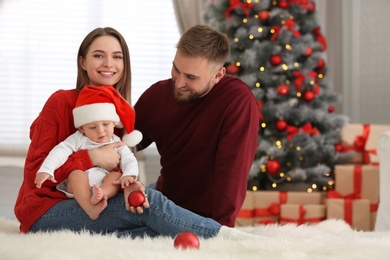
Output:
[172,0,209,34]
[0,0,180,152]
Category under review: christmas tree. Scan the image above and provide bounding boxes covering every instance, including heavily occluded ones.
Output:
[204,0,354,192]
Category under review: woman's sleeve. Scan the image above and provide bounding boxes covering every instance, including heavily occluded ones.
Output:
[24,90,93,187]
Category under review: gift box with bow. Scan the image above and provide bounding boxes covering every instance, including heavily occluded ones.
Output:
[326,198,370,231]
[341,123,390,164]
[253,191,324,226]
[279,204,326,226]
[330,164,379,230]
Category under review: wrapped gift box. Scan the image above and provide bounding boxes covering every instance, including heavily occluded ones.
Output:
[341,123,390,164]
[253,191,325,226]
[235,191,255,227]
[279,204,326,226]
[326,198,370,231]
[332,164,379,230]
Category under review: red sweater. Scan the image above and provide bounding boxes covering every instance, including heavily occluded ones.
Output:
[14,89,95,233]
[134,76,259,227]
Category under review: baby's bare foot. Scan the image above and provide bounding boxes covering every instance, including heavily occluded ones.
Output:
[87,196,108,220]
[90,185,103,205]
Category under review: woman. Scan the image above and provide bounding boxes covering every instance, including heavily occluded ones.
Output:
[14,27,250,239]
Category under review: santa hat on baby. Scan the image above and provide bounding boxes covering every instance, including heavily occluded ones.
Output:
[73,85,142,147]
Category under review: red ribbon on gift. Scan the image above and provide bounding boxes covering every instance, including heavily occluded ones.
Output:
[254,202,281,217]
[225,0,254,18]
[353,165,379,213]
[237,209,254,218]
[279,205,325,225]
[254,192,288,223]
[343,124,377,164]
[344,199,353,226]
[327,190,361,200]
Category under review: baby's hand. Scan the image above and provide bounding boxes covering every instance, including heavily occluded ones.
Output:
[113,175,137,189]
[35,172,57,188]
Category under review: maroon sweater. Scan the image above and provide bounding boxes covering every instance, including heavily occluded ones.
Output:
[134,76,259,227]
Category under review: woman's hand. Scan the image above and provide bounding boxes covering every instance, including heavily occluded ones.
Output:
[123,181,149,214]
[89,142,125,171]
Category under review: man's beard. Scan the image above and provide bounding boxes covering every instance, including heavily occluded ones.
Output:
[172,80,212,103]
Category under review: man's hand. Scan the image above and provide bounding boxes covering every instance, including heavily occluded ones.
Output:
[123,181,149,214]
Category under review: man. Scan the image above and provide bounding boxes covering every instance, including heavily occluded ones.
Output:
[135,24,259,227]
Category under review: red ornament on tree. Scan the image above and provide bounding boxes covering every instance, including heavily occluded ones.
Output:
[307,1,316,12]
[328,105,335,113]
[335,143,344,152]
[304,47,313,57]
[276,120,287,131]
[258,10,270,21]
[317,58,325,70]
[270,54,282,66]
[303,91,314,102]
[226,63,239,74]
[277,84,289,96]
[266,159,281,175]
[278,0,287,8]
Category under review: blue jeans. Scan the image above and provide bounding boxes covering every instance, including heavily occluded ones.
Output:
[30,186,221,239]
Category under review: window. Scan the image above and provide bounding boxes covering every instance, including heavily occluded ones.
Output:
[0,0,180,150]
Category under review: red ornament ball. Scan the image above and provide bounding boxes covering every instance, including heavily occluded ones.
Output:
[174,232,200,250]
[335,144,344,152]
[303,91,315,102]
[279,0,287,8]
[270,54,282,66]
[317,58,325,70]
[258,10,270,21]
[276,120,287,131]
[304,47,313,57]
[226,64,239,74]
[277,84,289,96]
[266,160,281,175]
[128,191,145,207]
[307,2,316,12]
[328,105,335,113]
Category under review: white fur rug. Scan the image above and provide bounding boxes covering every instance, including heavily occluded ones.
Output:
[1,218,390,260]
